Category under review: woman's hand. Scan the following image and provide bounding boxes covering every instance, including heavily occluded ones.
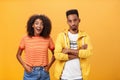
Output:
[24,64,33,73]
[44,65,50,72]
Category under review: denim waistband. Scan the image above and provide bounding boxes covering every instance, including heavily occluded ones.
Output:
[32,66,45,70]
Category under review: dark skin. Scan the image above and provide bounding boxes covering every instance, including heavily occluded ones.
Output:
[62,44,88,60]
[16,48,32,73]
[16,18,55,73]
[63,14,88,60]
[16,48,55,73]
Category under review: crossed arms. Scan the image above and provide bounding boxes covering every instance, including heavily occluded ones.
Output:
[62,44,88,60]
[54,33,92,61]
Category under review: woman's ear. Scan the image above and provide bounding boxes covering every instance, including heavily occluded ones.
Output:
[32,25,34,28]
[79,18,81,23]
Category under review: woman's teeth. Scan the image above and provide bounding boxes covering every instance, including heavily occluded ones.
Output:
[36,28,40,31]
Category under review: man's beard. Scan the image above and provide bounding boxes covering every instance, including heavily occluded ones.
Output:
[72,28,77,31]
[71,26,78,31]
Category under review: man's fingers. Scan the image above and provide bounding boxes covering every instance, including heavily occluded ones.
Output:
[81,44,88,49]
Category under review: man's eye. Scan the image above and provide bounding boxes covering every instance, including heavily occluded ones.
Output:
[68,20,72,23]
[74,19,77,21]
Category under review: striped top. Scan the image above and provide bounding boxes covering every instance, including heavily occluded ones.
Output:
[19,35,54,67]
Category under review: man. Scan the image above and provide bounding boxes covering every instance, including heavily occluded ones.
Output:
[54,9,93,80]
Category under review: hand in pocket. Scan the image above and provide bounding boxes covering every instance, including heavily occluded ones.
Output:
[24,64,33,73]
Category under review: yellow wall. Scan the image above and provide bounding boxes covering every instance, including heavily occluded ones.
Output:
[0,0,120,80]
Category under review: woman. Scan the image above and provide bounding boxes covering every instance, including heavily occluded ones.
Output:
[16,14,55,80]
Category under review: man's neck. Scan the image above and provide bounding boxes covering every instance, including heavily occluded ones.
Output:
[69,29,78,34]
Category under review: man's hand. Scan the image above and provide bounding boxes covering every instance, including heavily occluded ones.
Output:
[81,44,88,49]
[62,48,79,60]
[62,48,79,55]
[62,48,70,54]
[68,54,78,60]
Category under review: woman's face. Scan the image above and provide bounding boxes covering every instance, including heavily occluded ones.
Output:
[32,18,44,36]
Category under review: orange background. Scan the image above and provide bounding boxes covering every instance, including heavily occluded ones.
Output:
[0,0,120,80]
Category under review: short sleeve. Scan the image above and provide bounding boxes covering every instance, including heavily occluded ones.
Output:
[49,37,55,51]
[19,36,25,50]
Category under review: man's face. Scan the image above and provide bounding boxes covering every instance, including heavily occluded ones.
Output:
[67,14,80,31]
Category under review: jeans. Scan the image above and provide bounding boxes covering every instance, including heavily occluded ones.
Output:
[60,79,82,80]
[23,67,50,80]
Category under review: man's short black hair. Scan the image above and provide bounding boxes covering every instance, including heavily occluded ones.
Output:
[66,9,79,17]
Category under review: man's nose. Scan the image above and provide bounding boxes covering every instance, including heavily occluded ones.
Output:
[71,21,75,25]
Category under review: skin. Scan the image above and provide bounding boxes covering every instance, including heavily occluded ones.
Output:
[63,14,88,60]
[32,19,44,36]
[16,18,55,73]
